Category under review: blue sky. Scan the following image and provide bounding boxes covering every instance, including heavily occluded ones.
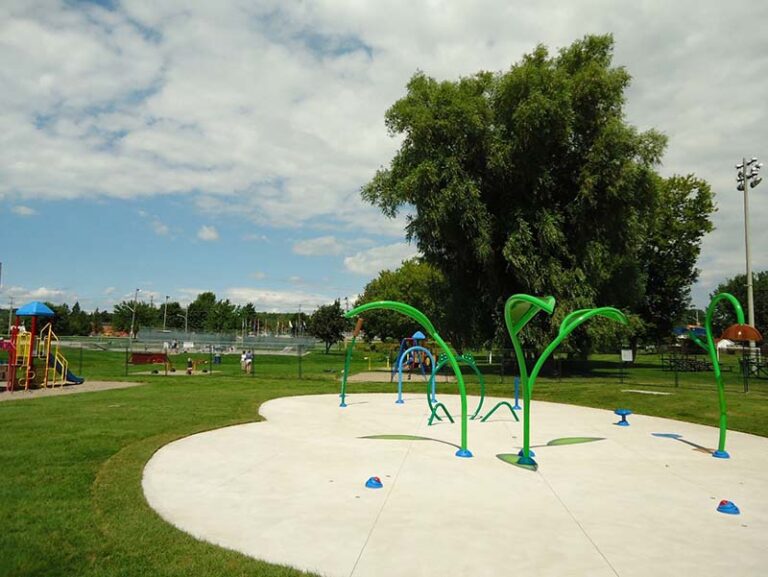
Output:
[1,1,766,313]
[0,195,412,311]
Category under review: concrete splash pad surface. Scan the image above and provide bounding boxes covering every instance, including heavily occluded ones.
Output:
[143,394,768,576]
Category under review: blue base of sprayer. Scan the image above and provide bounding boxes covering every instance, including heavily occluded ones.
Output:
[518,455,537,466]
[365,476,383,489]
[712,450,730,459]
[614,408,632,426]
[717,500,740,514]
[518,449,535,457]
[339,402,347,408]
[455,449,473,458]
[395,399,404,404]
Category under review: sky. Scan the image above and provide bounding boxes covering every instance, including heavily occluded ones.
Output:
[1,0,766,314]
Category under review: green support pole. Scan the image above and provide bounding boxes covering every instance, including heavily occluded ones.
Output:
[339,318,364,408]
[429,353,485,421]
[501,295,627,467]
[346,301,472,458]
[687,293,745,458]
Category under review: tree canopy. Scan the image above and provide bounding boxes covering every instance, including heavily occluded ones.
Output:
[362,34,714,349]
[307,300,348,353]
[355,258,447,342]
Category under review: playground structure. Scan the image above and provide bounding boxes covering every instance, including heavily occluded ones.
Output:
[389,331,432,382]
[342,292,763,468]
[343,296,627,464]
[395,344,435,404]
[2,301,84,391]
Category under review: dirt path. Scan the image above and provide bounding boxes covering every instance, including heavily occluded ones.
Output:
[0,380,147,402]
[345,370,455,383]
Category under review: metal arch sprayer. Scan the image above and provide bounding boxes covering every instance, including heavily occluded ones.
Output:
[685,292,747,458]
[502,294,627,467]
[345,301,473,458]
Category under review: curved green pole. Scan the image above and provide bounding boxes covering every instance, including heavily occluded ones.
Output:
[687,292,744,458]
[504,296,627,466]
[430,354,485,420]
[346,301,473,457]
[340,318,364,408]
[501,295,556,464]
[428,355,448,421]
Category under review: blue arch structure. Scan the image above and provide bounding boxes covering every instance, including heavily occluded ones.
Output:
[396,345,436,404]
[390,331,429,382]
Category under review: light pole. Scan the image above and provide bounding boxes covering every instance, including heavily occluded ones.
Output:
[176,309,189,335]
[129,288,141,340]
[162,295,169,331]
[736,157,763,356]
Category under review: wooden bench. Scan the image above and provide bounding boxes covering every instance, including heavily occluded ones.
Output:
[129,352,173,373]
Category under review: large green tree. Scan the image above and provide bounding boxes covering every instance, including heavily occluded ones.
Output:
[355,258,447,342]
[187,292,216,331]
[307,300,348,353]
[362,34,714,349]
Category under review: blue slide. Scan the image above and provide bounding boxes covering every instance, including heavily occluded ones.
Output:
[48,354,85,384]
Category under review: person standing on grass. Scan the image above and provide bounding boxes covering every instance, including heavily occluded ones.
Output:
[245,350,253,374]
[240,350,247,372]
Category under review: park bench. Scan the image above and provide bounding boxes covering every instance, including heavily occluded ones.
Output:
[129,352,173,373]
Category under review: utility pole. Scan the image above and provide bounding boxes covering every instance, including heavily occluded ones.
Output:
[736,157,763,357]
[162,296,169,331]
[129,288,141,340]
[8,296,13,335]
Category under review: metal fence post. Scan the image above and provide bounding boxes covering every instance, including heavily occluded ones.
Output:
[298,344,303,380]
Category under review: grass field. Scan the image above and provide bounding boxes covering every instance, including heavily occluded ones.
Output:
[1,346,767,576]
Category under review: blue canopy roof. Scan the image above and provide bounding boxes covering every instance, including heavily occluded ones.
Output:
[672,326,706,338]
[15,301,55,317]
[412,330,426,340]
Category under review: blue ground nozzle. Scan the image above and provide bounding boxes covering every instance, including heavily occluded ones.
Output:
[365,476,383,489]
[712,450,730,459]
[717,500,740,515]
[455,449,473,458]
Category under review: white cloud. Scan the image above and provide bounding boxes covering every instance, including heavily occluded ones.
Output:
[11,205,37,216]
[103,286,116,295]
[242,233,270,242]
[250,271,266,280]
[197,225,219,241]
[0,1,766,306]
[225,287,335,312]
[4,285,67,304]
[28,286,65,300]
[152,220,170,236]
[343,242,418,276]
[292,235,344,256]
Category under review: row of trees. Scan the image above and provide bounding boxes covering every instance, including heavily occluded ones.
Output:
[356,259,767,353]
[359,35,718,354]
[1,293,309,338]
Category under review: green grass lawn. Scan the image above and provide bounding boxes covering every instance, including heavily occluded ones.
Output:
[1,347,767,576]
